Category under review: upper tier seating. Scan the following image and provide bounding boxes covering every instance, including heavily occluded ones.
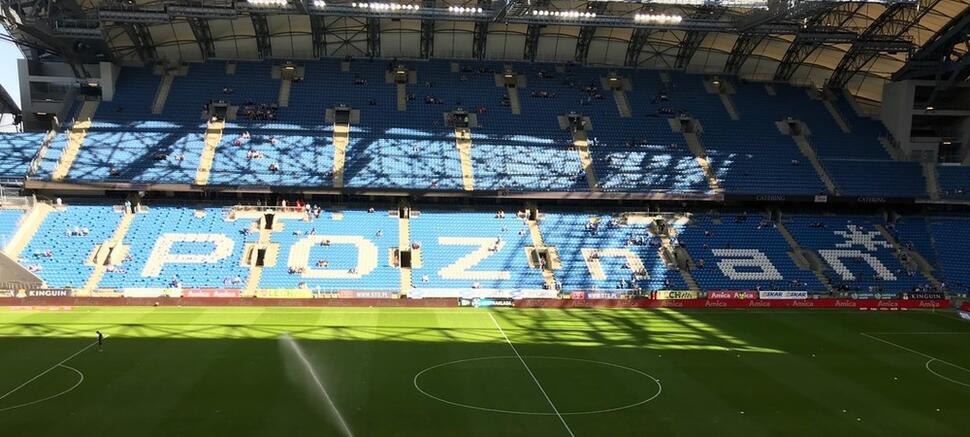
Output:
[467,62,589,191]
[937,165,970,200]
[540,213,686,291]
[590,71,708,193]
[784,215,932,292]
[677,213,823,292]
[0,59,940,200]
[0,133,46,179]
[692,80,827,195]
[822,159,927,198]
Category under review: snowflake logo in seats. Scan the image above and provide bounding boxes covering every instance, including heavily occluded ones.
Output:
[833,225,892,252]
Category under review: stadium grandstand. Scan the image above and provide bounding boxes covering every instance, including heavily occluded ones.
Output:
[0,0,969,435]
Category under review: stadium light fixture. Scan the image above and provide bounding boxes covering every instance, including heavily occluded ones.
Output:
[448,6,484,14]
[530,10,597,19]
[926,106,934,111]
[634,13,683,24]
[247,0,288,7]
[351,2,420,11]
[312,0,326,7]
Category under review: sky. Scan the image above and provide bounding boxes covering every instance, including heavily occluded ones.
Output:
[0,26,23,110]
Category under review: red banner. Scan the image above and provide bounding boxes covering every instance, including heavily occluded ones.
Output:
[707,291,758,299]
[515,299,950,309]
[182,289,242,298]
[961,302,970,312]
[337,290,397,299]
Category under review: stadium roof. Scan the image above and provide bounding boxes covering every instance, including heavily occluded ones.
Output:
[1,0,969,104]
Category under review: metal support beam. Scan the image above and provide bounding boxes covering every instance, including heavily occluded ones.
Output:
[828,0,938,89]
[366,17,380,58]
[310,14,327,58]
[724,32,766,75]
[674,6,727,70]
[574,2,608,64]
[419,0,435,58]
[186,17,215,60]
[123,22,157,64]
[473,20,488,59]
[251,13,272,59]
[470,0,489,59]
[893,8,970,80]
[524,23,541,61]
[773,3,858,81]
[625,27,650,67]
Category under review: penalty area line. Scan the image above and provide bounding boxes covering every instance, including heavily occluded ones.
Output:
[0,339,98,403]
[488,312,575,437]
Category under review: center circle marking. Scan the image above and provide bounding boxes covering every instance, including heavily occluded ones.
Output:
[413,355,662,415]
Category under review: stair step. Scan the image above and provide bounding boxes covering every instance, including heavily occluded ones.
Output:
[332,124,349,188]
[194,119,225,185]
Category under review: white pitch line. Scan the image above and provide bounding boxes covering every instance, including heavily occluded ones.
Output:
[864,332,970,335]
[925,359,970,388]
[860,332,970,374]
[0,340,97,403]
[488,312,575,437]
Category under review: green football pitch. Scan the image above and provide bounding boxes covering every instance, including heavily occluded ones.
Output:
[0,306,968,436]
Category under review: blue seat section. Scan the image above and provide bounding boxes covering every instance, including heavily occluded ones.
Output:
[410,210,545,289]
[98,206,252,288]
[685,79,826,195]
[402,61,585,191]
[586,71,707,193]
[73,62,283,184]
[937,165,970,200]
[472,138,587,191]
[71,66,206,183]
[293,59,466,189]
[22,205,121,287]
[260,210,400,291]
[470,62,588,191]
[345,127,463,190]
[540,213,685,291]
[209,129,333,186]
[773,87,889,160]
[0,133,45,178]
[785,215,930,292]
[69,131,202,183]
[887,217,940,271]
[928,217,970,292]
[0,209,24,248]
[20,59,942,198]
[823,159,927,198]
[33,100,81,179]
[678,214,822,292]
[35,132,69,178]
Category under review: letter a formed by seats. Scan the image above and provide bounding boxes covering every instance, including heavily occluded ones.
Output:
[712,249,783,281]
[580,248,647,280]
